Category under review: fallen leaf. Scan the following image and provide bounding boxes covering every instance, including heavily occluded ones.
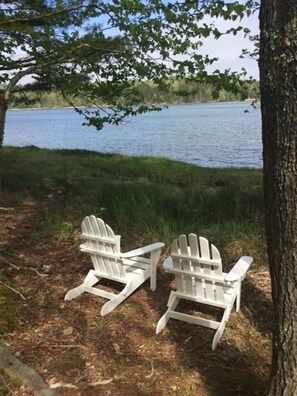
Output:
[113,343,120,352]
[63,326,73,335]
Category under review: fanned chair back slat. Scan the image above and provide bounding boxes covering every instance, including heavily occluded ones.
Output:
[209,241,225,302]
[171,234,224,303]
[188,233,204,296]
[81,216,102,272]
[82,215,124,278]
[171,239,184,291]
[198,236,214,299]
[178,235,193,294]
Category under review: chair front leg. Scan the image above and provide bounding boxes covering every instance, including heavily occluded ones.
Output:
[149,248,162,291]
[236,281,242,312]
[212,304,233,350]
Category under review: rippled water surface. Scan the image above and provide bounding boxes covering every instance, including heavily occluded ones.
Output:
[5,102,262,168]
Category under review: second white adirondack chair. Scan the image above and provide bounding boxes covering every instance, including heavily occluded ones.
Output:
[65,216,164,316]
[156,234,252,350]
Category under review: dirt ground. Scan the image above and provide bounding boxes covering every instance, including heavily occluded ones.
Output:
[0,199,272,396]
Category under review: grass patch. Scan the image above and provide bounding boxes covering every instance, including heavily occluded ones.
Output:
[0,146,264,251]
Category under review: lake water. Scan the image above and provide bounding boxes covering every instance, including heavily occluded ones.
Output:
[4,102,262,168]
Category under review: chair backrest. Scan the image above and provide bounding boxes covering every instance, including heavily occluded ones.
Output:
[81,215,125,278]
[170,234,225,303]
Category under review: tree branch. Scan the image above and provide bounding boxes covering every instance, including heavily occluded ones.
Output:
[0,2,85,28]
[0,347,57,396]
[3,40,125,99]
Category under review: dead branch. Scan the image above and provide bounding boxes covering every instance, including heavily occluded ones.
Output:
[0,347,57,396]
[0,281,26,300]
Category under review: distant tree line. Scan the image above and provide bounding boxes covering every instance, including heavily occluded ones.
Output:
[7,79,259,110]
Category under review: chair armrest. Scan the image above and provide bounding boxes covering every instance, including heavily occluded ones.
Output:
[80,243,88,250]
[121,242,164,258]
[163,257,173,270]
[224,256,253,282]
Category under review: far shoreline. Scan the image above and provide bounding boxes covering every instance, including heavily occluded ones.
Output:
[8,99,256,112]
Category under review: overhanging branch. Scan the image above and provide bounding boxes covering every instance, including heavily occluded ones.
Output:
[0,2,85,28]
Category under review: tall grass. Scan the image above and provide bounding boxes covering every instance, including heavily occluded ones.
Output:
[0,146,264,258]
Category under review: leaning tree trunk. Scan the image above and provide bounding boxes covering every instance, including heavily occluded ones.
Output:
[259,0,297,395]
[0,96,8,149]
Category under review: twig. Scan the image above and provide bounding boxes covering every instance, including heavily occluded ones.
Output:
[145,358,155,379]
[60,257,73,262]
[73,374,88,384]
[8,263,20,270]
[0,256,16,267]
[49,382,78,390]
[37,344,81,348]
[0,281,26,300]
[0,256,49,276]
[0,257,43,277]
[0,373,14,395]
[88,378,113,386]
[29,267,49,277]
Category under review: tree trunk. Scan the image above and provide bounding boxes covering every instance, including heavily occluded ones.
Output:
[259,0,297,394]
[0,96,8,149]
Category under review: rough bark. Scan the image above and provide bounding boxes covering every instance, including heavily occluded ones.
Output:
[259,0,297,394]
[0,96,8,149]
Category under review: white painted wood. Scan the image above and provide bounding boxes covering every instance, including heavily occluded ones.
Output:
[224,256,253,282]
[199,236,213,300]
[121,243,164,258]
[65,216,164,315]
[178,235,193,295]
[210,242,225,302]
[156,234,252,350]
[163,257,173,270]
[171,238,184,291]
[188,234,203,297]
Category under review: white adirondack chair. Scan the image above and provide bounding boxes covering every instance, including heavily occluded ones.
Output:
[65,216,164,316]
[156,234,252,350]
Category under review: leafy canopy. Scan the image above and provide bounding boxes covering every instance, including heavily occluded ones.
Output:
[0,0,258,129]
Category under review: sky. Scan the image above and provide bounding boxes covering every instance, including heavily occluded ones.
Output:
[199,10,260,79]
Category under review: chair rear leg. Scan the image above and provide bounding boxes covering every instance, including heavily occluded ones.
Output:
[212,320,227,351]
[100,282,133,316]
[149,248,162,291]
[64,270,100,301]
[236,282,242,312]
